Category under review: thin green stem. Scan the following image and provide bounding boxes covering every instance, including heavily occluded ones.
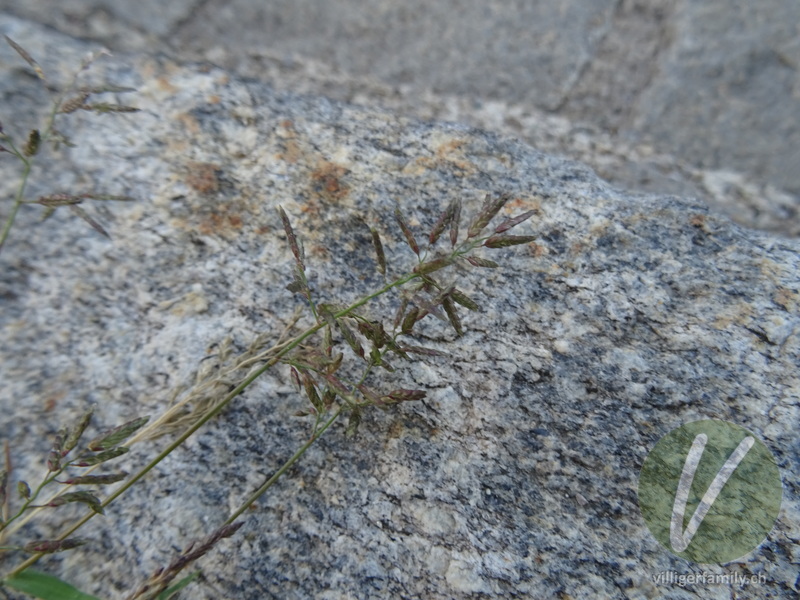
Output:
[0,49,97,256]
[0,468,54,532]
[3,268,421,578]
[225,405,344,525]
[0,161,31,253]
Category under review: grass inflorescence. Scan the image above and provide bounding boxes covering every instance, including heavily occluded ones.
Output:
[0,38,540,600]
[0,36,137,255]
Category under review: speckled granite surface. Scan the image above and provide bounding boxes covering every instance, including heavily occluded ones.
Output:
[0,16,798,600]
[2,2,800,237]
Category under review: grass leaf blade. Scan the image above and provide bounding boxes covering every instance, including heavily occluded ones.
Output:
[4,569,102,600]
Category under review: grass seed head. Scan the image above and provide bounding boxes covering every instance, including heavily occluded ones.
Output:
[5,36,46,80]
[394,207,420,256]
[466,256,500,268]
[87,416,150,451]
[23,129,41,157]
[483,234,537,248]
[495,209,537,233]
[442,296,463,337]
[450,199,462,247]
[370,227,387,275]
[17,481,31,499]
[23,538,88,554]
[468,193,512,238]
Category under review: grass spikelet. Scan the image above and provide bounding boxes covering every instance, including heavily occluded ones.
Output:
[400,306,420,335]
[302,374,324,413]
[338,318,365,360]
[383,389,426,403]
[47,428,67,472]
[466,256,500,268]
[4,36,46,80]
[17,481,30,499]
[72,447,129,467]
[370,227,386,275]
[483,234,537,248]
[60,473,127,486]
[58,92,91,114]
[450,198,462,247]
[393,298,409,330]
[468,193,512,238]
[451,288,479,311]
[35,194,83,207]
[409,292,447,322]
[63,407,94,455]
[394,207,420,256]
[23,538,87,554]
[45,491,103,514]
[356,384,381,405]
[23,129,40,157]
[495,209,536,233]
[0,469,7,519]
[442,296,463,337]
[278,207,305,271]
[345,407,362,437]
[87,416,150,451]
[429,199,457,245]
[356,320,388,349]
[69,205,110,238]
[413,256,454,275]
[79,103,140,114]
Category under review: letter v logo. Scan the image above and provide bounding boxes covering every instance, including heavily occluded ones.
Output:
[669,433,754,552]
[638,420,782,563]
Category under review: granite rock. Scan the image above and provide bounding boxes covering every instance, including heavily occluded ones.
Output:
[1,1,799,236]
[0,17,798,600]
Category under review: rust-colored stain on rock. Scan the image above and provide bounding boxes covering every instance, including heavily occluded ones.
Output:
[186,162,221,194]
[411,136,476,175]
[774,287,798,312]
[198,207,244,236]
[275,120,303,164]
[310,160,350,203]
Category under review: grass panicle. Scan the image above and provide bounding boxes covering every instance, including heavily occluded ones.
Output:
[0,37,138,255]
[0,68,539,594]
[125,522,243,600]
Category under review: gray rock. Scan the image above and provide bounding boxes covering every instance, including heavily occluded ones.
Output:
[630,0,800,198]
[1,0,799,236]
[0,16,797,600]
